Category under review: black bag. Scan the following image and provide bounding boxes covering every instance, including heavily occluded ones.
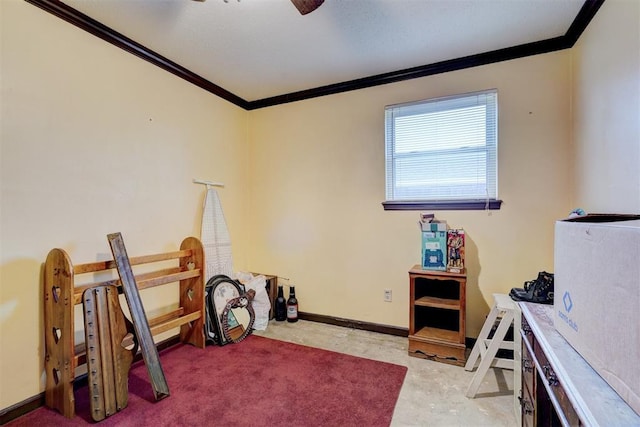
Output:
[204,275,245,345]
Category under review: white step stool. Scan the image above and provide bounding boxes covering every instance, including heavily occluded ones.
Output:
[464,293,517,398]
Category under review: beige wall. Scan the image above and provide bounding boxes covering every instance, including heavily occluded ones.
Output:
[571,0,640,212]
[247,52,573,333]
[2,0,637,414]
[0,0,249,409]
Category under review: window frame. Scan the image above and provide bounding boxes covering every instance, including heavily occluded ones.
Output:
[383,89,502,211]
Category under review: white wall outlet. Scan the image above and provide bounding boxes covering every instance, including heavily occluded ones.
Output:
[384,289,392,302]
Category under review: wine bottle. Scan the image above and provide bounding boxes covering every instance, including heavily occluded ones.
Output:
[286,286,298,323]
[275,285,287,321]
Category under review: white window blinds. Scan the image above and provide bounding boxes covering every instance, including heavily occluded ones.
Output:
[385,89,498,203]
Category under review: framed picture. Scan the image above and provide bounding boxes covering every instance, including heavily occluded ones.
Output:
[221,290,255,343]
[205,275,244,345]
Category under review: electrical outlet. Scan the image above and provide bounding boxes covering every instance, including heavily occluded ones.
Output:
[384,289,392,302]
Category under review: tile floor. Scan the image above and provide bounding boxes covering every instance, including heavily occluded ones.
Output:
[254,319,518,427]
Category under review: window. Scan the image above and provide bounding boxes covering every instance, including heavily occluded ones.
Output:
[383,89,501,211]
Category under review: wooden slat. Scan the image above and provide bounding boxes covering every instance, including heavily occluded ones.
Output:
[74,250,194,274]
[83,285,134,421]
[108,232,170,401]
[74,343,86,365]
[74,280,120,305]
[414,296,460,310]
[178,237,206,348]
[76,308,188,363]
[76,269,183,303]
[72,268,201,305]
[137,269,201,291]
[121,311,201,347]
[44,248,76,419]
[107,286,134,414]
[119,311,199,352]
[83,287,106,420]
[413,326,459,343]
[97,287,117,417]
[149,311,201,337]
[148,308,184,328]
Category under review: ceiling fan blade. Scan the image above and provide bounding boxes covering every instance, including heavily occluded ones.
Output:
[291,0,324,15]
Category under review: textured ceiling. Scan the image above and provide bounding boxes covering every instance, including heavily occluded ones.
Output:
[61,0,586,103]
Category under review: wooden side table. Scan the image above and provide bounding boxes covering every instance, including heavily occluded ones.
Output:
[408,265,466,366]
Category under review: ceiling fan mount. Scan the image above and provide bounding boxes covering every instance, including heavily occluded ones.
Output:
[290,0,324,15]
[193,0,325,15]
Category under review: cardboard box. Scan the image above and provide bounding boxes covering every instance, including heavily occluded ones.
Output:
[554,215,640,414]
[422,222,447,271]
[419,218,445,232]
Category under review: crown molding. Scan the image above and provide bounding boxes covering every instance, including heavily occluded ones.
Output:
[26,0,604,111]
[25,0,250,109]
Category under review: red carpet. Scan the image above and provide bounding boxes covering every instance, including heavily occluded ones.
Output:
[9,335,407,426]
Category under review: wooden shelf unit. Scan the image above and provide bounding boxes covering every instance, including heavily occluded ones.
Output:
[44,237,206,419]
[408,266,466,366]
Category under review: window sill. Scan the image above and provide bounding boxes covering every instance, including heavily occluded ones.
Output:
[382,199,503,211]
